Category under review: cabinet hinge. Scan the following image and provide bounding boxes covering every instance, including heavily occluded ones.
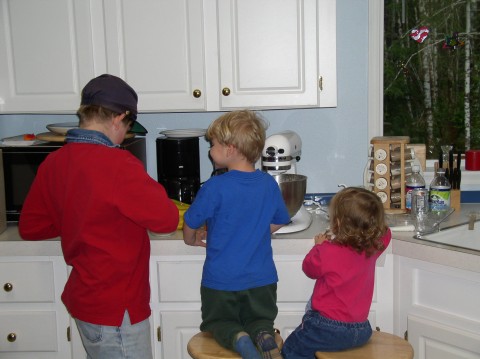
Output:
[157,326,162,342]
[404,330,408,341]
[67,326,71,342]
[318,76,323,91]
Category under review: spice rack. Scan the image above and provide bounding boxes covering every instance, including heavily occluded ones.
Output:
[369,136,411,214]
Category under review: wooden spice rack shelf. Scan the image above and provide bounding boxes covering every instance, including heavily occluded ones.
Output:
[369,136,410,214]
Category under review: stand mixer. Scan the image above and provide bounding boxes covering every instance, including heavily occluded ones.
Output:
[262,131,312,233]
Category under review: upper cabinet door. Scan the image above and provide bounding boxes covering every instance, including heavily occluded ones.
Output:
[0,0,336,113]
[0,0,98,113]
[215,0,336,109]
[101,0,206,112]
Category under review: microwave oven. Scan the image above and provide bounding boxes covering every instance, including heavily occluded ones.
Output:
[0,137,146,222]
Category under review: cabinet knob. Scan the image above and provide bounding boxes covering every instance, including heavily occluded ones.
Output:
[3,283,13,292]
[222,87,231,96]
[7,333,17,342]
[192,89,202,98]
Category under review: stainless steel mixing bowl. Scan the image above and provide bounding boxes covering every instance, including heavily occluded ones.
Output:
[273,174,307,218]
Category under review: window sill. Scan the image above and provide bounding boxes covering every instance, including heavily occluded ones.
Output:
[425,160,480,191]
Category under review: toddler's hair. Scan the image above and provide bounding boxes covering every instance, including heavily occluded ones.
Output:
[329,187,388,257]
[206,110,268,164]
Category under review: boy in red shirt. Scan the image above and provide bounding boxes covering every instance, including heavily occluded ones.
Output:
[19,74,178,359]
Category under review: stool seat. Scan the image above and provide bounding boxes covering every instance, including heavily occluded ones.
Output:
[315,331,413,359]
[187,331,283,359]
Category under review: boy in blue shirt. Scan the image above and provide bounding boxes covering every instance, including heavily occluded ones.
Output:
[183,110,290,359]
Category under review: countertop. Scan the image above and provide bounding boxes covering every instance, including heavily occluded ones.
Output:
[1,204,479,272]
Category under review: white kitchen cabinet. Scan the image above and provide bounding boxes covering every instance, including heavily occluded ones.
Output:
[0,0,336,113]
[101,0,206,112]
[151,257,203,359]
[394,256,480,359]
[0,257,72,359]
[150,253,391,358]
[214,0,337,110]
[101,0,336,111]
[158,311,202,359]
[0,0,99,113]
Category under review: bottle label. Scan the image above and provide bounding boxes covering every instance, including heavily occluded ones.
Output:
[405,185,425,210]
[429,187,451,212]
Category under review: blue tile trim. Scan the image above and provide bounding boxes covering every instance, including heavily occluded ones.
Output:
[461,191,480,203]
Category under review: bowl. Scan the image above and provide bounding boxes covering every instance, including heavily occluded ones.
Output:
[46,122,79,135]
[273,174,307,218]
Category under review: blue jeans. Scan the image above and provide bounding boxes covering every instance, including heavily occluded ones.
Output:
[75,311,152,359]
[281,310,372,359]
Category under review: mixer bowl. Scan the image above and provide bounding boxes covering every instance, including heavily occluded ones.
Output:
[273,174,307,218]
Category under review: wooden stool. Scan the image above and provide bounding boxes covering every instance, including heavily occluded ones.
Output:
[187,331,283,359]
[315,331,413,359]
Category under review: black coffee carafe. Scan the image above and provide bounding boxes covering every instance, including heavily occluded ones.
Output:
[156,137,200,204]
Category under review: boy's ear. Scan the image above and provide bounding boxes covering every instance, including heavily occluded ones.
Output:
[226,144,236,156]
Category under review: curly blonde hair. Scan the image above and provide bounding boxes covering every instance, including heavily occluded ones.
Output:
[329,187,388,257]
[206,110,268,164]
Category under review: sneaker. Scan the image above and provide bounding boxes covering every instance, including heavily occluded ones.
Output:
[255,331,283,359]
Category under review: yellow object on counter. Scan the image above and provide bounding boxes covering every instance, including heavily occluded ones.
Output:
[173,199,190,230]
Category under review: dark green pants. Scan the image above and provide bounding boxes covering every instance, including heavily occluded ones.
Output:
[200,283,278,350]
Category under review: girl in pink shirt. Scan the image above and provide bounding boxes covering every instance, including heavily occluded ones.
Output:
[282,187,391,358]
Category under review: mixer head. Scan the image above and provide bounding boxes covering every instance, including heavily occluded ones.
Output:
[262,131,302,174]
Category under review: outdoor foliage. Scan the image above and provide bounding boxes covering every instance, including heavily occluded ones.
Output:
[384,0,480,158]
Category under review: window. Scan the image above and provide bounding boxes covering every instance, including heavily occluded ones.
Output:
[368,1,479,190]
[383,0,480,158]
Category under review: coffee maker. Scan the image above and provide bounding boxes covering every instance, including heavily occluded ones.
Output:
[156,137,200,204]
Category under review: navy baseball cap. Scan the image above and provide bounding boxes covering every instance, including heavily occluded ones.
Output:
[80,74,138,121]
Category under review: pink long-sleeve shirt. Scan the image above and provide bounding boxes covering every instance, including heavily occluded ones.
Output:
[303,229,392,322]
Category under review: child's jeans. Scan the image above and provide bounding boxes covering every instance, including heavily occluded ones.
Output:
[281,310,372,359]
[75,311,153,359]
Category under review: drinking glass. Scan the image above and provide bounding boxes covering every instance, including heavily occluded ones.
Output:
[441,145,453,164]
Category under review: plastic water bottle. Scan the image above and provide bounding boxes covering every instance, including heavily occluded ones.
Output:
[429,168,451,213]
[405,165,425,211]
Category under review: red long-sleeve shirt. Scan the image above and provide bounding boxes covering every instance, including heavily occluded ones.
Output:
[19,143,179,325]
[303,229,391,322]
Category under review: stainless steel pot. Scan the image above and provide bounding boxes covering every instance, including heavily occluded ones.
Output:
[273,174,307,218]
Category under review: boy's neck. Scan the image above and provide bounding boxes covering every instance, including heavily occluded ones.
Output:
[227,161,256,173]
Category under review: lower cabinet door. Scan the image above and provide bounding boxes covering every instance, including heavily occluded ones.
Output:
[408,315,480,359]
[0,311,70,359]
[157,311,202,359]
[274,311,306,340]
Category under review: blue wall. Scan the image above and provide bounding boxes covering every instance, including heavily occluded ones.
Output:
[0,0,369,194]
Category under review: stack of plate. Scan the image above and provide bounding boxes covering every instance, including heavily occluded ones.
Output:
[46,122,79,135]
[160,129,206,138]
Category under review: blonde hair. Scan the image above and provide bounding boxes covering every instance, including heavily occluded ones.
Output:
[77,105,132,127]
[206,110,268,163]
[329,187,388,257]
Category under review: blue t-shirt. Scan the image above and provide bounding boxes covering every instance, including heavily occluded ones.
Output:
[184,170,290,291]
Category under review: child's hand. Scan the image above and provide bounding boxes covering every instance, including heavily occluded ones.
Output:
[314,229,334,245]
[192,228,207,248]
[314,232,329,245]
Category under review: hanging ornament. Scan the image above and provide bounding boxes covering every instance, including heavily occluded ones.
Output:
[409,26,429,43]
[442,32,465,50]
